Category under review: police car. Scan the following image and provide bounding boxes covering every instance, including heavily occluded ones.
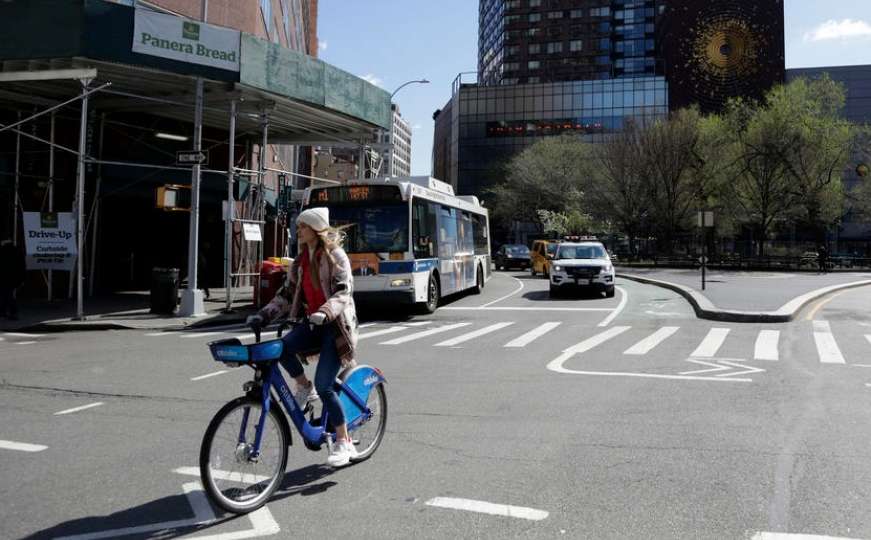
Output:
[548,238,616,298]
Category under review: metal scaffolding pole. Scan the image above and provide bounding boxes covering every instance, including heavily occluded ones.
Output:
[179,77,205,316]
[256,111,269,308]
[12,111,20,246]
[225,99,236,313]
[88,113,105,297]
[74,80,91,320]
[48,112,55,301]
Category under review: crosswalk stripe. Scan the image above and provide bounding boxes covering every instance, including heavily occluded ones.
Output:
[435,322,515,347]
[564,326,632,355]
[358,327,408,340]
[865,335,871,347]
[690,328,730,357]
[813,320,846,364]
[380,323,472,345]
[754,330,780,361]
[504,322,562,348]
[624,327,679,355]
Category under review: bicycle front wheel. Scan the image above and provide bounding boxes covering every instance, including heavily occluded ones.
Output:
[199,397,289,514]
[351,382,387,462]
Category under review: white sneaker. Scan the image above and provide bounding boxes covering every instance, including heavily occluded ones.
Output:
[294,383,319,411]
[326,439,359,468]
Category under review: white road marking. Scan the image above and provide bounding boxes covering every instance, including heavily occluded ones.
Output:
[380,323,472,345]
[425,497,548,521]
[754,330,780,361]
[15,341,37,345]
[181,331,226,339]
[174,466,272,484]
[813,320,846,364]
[2,332,44,338]
[865,334,871,347]
[690,328,730,358]
[504,322,562,348]
[403,321,432,327]
[233,331,278,341]
[54,402,104,416]
[598,285,628,327]
[564,326,632,355]
[441,306,611,312]
[434,322,514,347]
[145,331,172,337]
[0,440,48,452]
[623,326,679,355]
[0,336,5,341]
[359,322,377,328]
[358,327,408,340]
[480,275,525,307]
[57,480,280,540]
[679,359,765,379]
[191,370,229,381]
[752,533,862,540]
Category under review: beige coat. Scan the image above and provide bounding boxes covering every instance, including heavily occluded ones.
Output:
[257,246,358,366]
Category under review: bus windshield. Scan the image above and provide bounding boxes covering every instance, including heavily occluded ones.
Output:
[327,205,409,254]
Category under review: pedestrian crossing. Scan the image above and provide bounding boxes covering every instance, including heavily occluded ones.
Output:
[146,320,871,367]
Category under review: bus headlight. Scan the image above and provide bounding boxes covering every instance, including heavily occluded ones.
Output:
[390,278,412,287]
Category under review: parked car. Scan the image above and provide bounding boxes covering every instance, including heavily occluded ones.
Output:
[494,244,531,270]
[531,239,559,277]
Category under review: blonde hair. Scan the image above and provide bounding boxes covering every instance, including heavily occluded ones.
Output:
[308,226,347,288]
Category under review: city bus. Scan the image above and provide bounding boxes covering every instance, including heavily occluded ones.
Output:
[302,176,491,313]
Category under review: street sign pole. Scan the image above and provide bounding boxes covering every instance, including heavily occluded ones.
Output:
[179,77,205,317]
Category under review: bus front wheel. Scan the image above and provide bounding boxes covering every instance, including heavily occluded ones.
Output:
[419,273,440,314]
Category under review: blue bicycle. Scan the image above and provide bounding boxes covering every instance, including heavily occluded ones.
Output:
[199,321,387,514]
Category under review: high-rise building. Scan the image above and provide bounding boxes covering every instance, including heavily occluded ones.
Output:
[436,0,785,197]
[380,104,413,177]
[478,0,664,85]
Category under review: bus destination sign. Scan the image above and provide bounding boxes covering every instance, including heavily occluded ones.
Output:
[312,185,402,205]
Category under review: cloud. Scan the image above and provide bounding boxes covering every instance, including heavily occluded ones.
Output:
[360,73,383,87]
[318,40,328,51]
[804,19,871,42]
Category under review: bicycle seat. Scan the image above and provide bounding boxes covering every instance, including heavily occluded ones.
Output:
[208,338,284,364]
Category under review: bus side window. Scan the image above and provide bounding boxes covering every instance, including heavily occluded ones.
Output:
[472,214,488,255]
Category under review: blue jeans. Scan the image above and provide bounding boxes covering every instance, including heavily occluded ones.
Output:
[278,322,345,426]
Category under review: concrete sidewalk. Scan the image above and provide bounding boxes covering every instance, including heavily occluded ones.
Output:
[0,288,257,333]
[618,267,871,322]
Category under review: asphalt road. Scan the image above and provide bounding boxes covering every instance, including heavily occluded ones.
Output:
[3,272,871,539]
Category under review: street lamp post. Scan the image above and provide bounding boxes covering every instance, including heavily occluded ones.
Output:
[373,79,428,178]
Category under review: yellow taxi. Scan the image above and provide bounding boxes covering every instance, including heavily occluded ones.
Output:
[530,239,559,277]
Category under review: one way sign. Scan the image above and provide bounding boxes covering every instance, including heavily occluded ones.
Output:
[176,150,209,166]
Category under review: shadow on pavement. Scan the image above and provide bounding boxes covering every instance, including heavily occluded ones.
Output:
[23,465,337,540]
[522,289,608,301]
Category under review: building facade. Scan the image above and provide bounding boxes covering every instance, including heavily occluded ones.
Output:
[437,0,785,198]
[380,104,413,177]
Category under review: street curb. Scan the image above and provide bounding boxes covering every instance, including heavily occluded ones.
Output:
[617,272,871,323]
[6,312,253,334]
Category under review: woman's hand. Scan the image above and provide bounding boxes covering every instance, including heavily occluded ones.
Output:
[309,312,327,326]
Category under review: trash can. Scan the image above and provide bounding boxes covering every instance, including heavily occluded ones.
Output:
[257,260,287,307]
[150,267,179,314]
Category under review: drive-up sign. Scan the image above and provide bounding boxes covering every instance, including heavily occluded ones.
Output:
[22,212,77,270]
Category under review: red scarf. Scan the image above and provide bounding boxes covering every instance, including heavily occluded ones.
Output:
[299,248,327,316]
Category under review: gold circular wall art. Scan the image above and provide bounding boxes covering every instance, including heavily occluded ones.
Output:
[693,17,758,80]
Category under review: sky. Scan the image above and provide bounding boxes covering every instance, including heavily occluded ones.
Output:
[318,0,871,177]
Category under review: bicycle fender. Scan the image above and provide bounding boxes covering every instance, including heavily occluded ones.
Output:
[338,365,386,426]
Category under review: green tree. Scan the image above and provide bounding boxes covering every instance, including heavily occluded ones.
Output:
[487,135,593,232]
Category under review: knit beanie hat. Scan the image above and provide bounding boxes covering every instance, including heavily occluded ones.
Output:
[297,207,330,232]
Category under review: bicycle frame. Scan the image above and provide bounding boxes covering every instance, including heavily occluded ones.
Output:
[247,360,373,458]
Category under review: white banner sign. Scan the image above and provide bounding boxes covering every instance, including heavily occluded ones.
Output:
[132,9,240,72]
[243,223,263,242]
[22,212,77,271]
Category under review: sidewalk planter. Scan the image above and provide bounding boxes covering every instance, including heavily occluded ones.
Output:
[150,267,179,314]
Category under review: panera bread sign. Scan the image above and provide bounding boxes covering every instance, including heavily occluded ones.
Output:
[132,9,240,72]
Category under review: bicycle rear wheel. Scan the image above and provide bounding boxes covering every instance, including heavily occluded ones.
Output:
[350,383,387,462]
[199,397,289,514]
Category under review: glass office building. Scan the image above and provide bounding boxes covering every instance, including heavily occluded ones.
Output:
[434,75,667,195]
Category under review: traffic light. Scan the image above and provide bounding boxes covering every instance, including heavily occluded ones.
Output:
[156,184,192,211]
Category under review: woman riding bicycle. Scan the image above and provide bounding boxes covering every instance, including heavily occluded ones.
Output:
[246,207,360,467]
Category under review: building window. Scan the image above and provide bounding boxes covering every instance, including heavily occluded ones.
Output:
[590,7,611,17]
[528,43,541,54]
[504,62,520,71]
[529,0,541,6]
[547,10,563,19]
[527,28,540,37]
[507,45,520,56]
[506,15,520,24]
[528,60,541,70]
[528,76,540,83]
[507,0,520,8]
[529,13,541,23]
[570,39,583,52]
[570,9,584,18]
[546,41,563,53]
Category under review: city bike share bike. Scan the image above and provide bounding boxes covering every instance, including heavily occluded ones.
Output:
[199,318,387,514]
